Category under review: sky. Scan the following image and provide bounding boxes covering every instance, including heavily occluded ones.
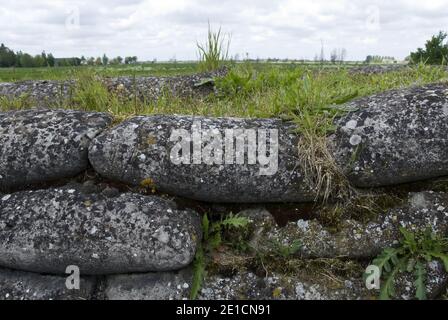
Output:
[0,0,447,61]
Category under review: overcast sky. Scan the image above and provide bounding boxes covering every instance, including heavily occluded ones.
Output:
[0,0,447,61]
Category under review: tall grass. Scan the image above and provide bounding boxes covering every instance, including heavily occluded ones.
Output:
[197,23,230,72]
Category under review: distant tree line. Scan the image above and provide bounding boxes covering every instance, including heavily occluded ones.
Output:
[365,55,396,64]
[80,55,138,66]
[0,43,138,68]
[0,44,56,67]
[312,44,347,63]
[330,48,347,64]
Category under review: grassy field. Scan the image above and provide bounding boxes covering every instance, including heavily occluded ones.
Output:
[0,62,201,82]
[0,60,378,82]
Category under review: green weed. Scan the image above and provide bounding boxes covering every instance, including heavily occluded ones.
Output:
[370,227,448,300]
[190,213,251,299]
[268,239,302,259]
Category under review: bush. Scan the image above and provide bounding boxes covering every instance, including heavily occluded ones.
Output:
[410,31,448,65]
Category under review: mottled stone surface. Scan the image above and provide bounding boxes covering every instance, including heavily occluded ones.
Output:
[348,64,408,75]
[330,83,448,187]
[105,267,447,300]
[0,68,227,107]
[104,67,228,101]
[0,80,75,108]
[0,185,201,274]
[89,115,314,203]
[202,270,446,300]
[0,109,112,191]
[106,259,446,300]
[197,271,368,300]
[104,268,369,300]
[258,192,448,259]
[105,269,193,300]
[0,268,95,300]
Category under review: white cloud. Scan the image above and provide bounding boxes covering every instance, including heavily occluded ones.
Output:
[0,0,447,61]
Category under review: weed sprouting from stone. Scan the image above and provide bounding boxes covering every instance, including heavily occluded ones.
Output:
[190,213,251,299]
[369,227,448,300]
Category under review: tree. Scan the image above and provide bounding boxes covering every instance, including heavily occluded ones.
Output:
[365,55,396,64]
[19,53,34,67]
[0,43,17,67]
[0,44,60,68]
[47,53,55,67]
[330,49,338,64]
[95,57,102,65]
[41,51,48,66]
[410,31,448,65]
[339,48,347,63]
[102,54,109,66]
[33,54,45,67]
[15,51,23,67]
[319,40,325,63]
[330,48,347,64]
[87,57,95,65]
[124,56,131,64]
[110,56,123,65]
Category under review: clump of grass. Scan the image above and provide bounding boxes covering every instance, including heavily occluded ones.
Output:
[0,93,35,111]
[70,69,110,112]
[197,23,230,72]
[297,131,350,203]
[280,71,354,202]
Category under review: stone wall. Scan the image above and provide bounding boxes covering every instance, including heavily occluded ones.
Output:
[0,68,227,108]
[0,80,448,300]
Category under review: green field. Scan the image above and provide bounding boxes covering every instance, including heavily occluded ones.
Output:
[0,60,373,82]
[0,62,201,82]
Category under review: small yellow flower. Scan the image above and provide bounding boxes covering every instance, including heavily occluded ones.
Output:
[272,287,282,298]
